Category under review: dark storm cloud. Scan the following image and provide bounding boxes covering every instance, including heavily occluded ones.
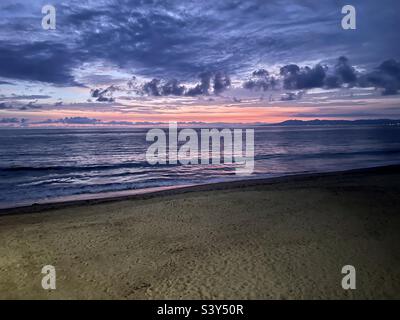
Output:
[243,69,278,91]
[335,56,357,84]
[242,56,400,96]
[137,71,231,97]
[360,59,400,95]
[322,56,357,88]
[160,79,186,96]
[213,72,231,94]
[1,0,400,86]
[379,60,400,79]
[186,72,213,96]
[324,75,340,89]
[115,55,400,98]
[134,77,187,96]
[0,41,83,85]
[280,64,326,90]
[143,79,161,96]
[83,0,399,78]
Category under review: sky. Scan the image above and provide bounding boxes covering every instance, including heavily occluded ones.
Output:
[0,0,400,126]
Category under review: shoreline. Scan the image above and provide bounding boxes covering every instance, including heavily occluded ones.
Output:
[1,163,399,299]
[1,164,400,216]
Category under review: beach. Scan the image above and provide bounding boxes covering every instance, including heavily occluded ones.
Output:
[0,165,400,299]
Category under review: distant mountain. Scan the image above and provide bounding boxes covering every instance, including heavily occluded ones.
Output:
[271,119,400,126]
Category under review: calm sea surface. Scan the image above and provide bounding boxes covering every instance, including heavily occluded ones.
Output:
[1,125,400,209]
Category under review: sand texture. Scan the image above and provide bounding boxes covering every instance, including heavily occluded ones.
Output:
[0,166,400,299]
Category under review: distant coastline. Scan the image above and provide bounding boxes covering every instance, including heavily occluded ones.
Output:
[269,119,400,126]
[1,118,400,129]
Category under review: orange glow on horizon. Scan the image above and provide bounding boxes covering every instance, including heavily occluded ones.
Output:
[3,104,310,124]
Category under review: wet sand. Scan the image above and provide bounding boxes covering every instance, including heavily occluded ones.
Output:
[0,166,400,299]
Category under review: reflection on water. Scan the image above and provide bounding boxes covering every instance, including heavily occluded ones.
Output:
[0,125,400,208]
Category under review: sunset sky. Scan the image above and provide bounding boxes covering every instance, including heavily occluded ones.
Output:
[1,0,400,126]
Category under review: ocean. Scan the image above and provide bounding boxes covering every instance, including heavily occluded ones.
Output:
[1,125,400,209]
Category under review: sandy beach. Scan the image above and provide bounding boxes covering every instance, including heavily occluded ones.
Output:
[0,165,399,299]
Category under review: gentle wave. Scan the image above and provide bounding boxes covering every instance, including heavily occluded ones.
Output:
[2,148,399,173]
[1,126,400,208]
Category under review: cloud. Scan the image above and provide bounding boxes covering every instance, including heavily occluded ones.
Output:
[186,72,212,96]
[36,117,135,126]
[213,72,231,94]
[1,0,400,88]
[0,102,12,109]
[84,56,400,105]
[160,79,186,96]
[243,69,276,91]
[322,56,357,88]
[103,120,135,125]
[143,79,161,96]
[280,91,304,101]
[359,59,400,95]
[379,59,400,79]
[0,117,20,123]
[335,56,357,84]
[90,85,117,102]
[0,100,42,110]
[62,117,99,124]
[0,42,82,85]
[142,78,188,96]
[0,80,13,85]
[18,101,42,110]
[1,94,51,100]
[240,57,400,97]
[41,117,100,125]
[138,71,230,97]
[280,63,326,90]
[0,117,29,126]
[324,75,341,89]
